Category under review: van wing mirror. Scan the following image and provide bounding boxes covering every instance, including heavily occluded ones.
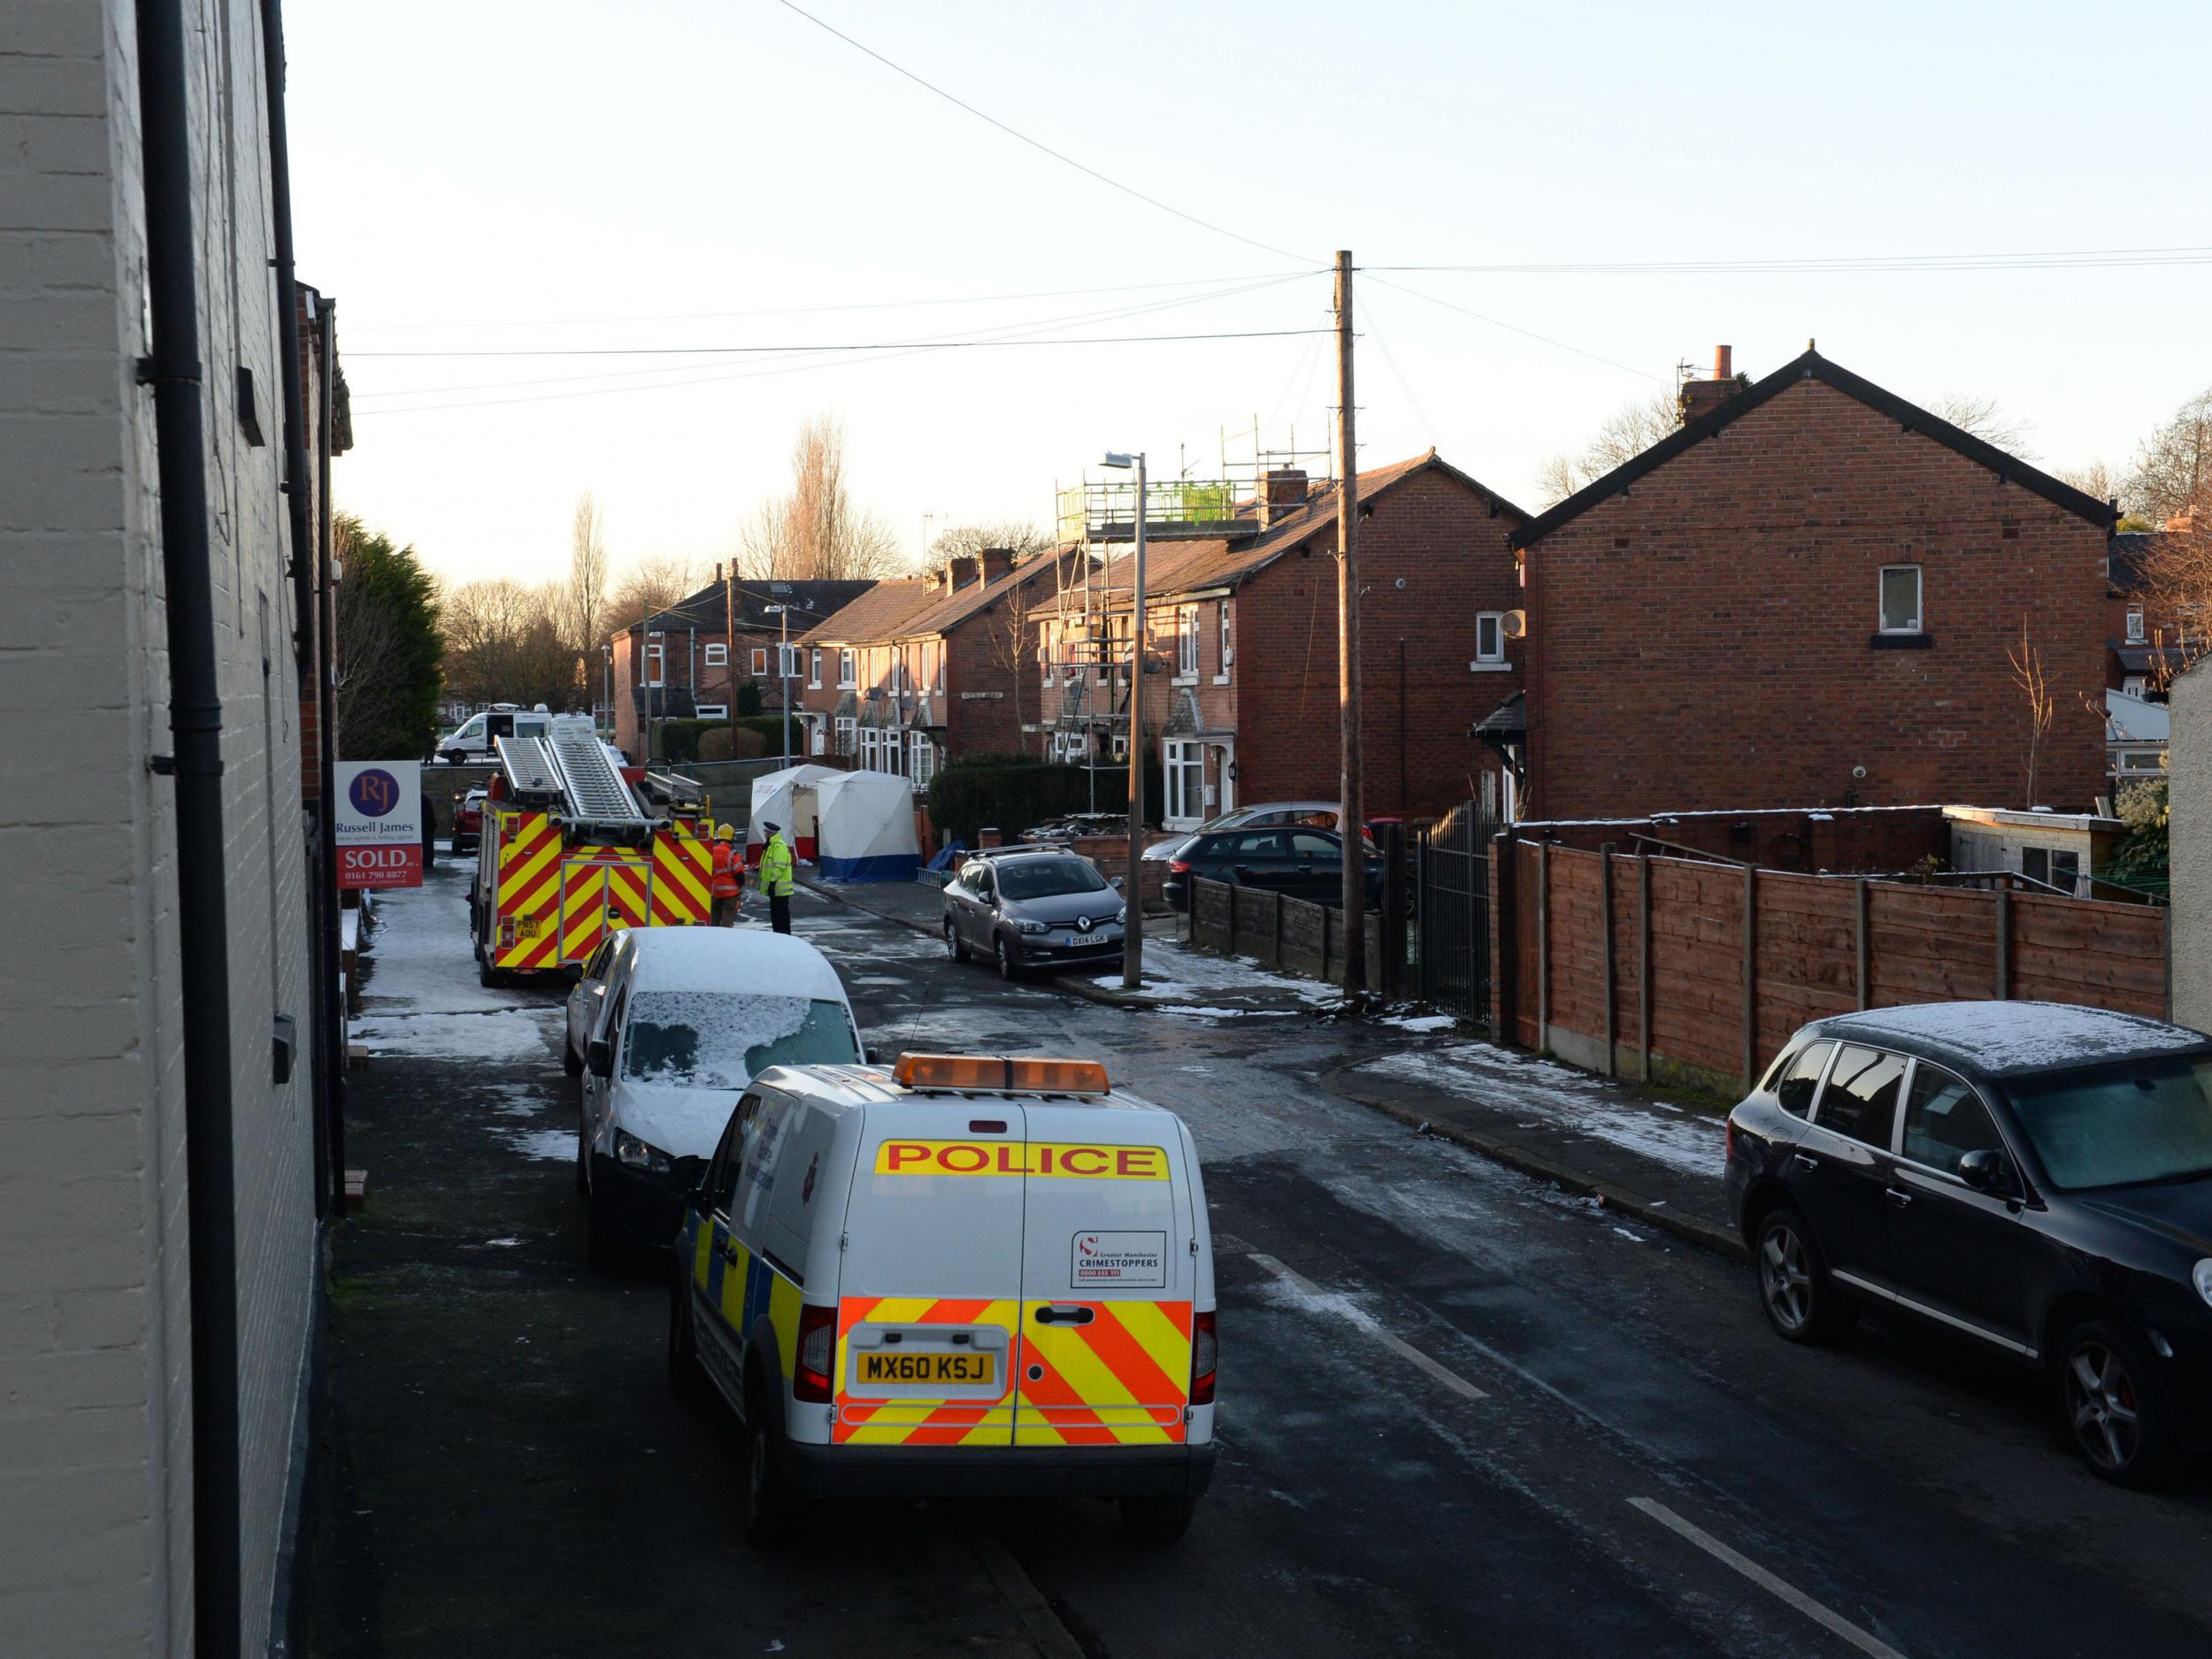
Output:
[669,1154,706,1202]
[586,1037,614,1079]
[1109,875,1125,890]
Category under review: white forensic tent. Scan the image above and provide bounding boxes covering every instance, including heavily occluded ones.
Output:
[745,764,841,867]
[810,769,921,882]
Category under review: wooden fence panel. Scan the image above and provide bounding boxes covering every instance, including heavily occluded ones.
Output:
[1282,895,1328,981]
[2009,893,2166,1017]
[1609,852,1640,1067]
[1232,886,1279,966]
[1546,849,1608,1040]
[1752,872,1859,1067]
[1867,885,1996,1006]
[1643,858,1749,1079]
[1515,841,1542,1048]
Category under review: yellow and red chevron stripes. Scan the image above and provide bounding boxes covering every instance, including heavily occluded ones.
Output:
[494,812,565,971]
[650,830,711,925]
[831,1296,1191,1448]
[490,820,709,972]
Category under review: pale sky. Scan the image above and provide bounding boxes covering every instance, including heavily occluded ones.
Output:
[286,0,2212,588]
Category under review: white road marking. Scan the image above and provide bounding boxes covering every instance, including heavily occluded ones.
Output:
[1247,1252,1488,1401]
[1628,1497,1909,1659]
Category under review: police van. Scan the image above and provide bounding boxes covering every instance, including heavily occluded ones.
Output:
[666,1053,1218,1545]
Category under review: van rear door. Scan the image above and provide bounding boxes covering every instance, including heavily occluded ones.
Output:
[1015,1103,1194,1448]
[836,1101,1026,1447]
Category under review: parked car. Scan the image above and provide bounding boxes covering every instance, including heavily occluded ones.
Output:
[1724,1000,2212,1486]
[1139,801,1355,868]
[572,928,864,1259]
[451,787,487,856]
[435,703,550,764]
[1162,826,1381,913]
[943,848,1125,979]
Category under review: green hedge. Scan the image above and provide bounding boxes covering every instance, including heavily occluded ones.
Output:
[736,713,803,757]
[927,753,1160,847]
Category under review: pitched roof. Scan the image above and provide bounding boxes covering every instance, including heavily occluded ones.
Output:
[2108,531,2163,596]
[1511,349,2118,549]
[1035,451,1526,617]
[798,550,1070,646]
[621,576,879,637]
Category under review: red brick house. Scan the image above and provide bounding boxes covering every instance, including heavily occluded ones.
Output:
[608,571,875,758]
[1511,348,2116,821]
[794,548,1078,788]
[1037,452,1528,829]
[2107,526,2193,695]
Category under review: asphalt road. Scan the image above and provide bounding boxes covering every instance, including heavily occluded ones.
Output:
[312,864,2212,1658]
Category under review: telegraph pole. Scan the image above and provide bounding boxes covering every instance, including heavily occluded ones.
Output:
[1333,250,1367,1003]
[1122,454,1148,991]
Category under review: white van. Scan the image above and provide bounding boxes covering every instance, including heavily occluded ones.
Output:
[436,703,551,764]
[577,929,864,1258]
[666,1053,1218,1546]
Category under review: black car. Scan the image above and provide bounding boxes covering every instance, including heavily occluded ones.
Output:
[943,849,1125,979]
[1724,999,2212,1486]
[1162,826,1380,913]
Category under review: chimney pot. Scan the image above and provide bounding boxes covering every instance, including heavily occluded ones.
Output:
[979,547,1016,585]
[947,554,979,589]
[1713,344,1732,380]
[1257,467,1309,528]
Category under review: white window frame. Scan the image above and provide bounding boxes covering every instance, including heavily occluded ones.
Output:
[834,715,856,757]
[2127,606,2147,643]
[1474,611,1506,666]
[703,641,727,668]
[809,648,823,687]
[1175,604,1200,681]
[809,717,828,756]
[645,641,665,687]
[1878,565,1923,634]
[1164,739,1205,828]
[1216,600,1233,683]
[778,644,798,680]
[750,646,769,676]
[909,732,935,791]
[837,648,856,688]
[693,703,728,720]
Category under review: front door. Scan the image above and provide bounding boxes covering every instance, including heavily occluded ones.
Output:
[1015,1104,1194,1448]
[836,1102,1026,1447]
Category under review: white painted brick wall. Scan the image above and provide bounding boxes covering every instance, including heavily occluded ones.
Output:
[3,3,320,1653]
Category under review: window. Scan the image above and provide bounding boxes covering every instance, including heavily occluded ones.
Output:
[2118,749,2164,772]
[910,733,935,791]
[1475,611,1506,664]
[778,644,797,680]
[837,649,856,688]
[809,649,823,688]
[834,716,856,756]
[750,647,768,675]
[1772,1041,1833,1118]
[621,992,859,1089]
[2127,606,2147,643]
[810,718,826,756]
[704,642,727,667]
[694,703,727,720]
[1176,605,1201,680]
[645,642,664,687]
[2007,1056,2212,1190]
[1287,830,1340,858]
[2023,847,2080,893]
[858,726,879,772]
[1041,628,1054,687]
[1901,1064,2004,1175]
[1813,1045,1907,1148]
[1878,565,1923,634]
[1164,739,1205,825]
[1110,733,1128,762]
[1217,600,1233,680]
[2122,675,2147,698]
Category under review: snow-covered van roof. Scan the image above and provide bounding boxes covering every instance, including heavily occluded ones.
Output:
[1813,1001,2210,1079]
[623,928,846,1002]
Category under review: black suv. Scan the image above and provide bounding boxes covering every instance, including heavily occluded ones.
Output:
[1162,826,1380,913]
[1725,1000,2212,1486]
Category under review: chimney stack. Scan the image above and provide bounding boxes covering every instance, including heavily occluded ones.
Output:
[979,546,1016,585]
[947,554,979,590]
[1257,467,1308,529]
[1678,344,1740,426]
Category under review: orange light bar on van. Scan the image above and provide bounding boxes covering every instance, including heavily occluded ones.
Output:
[891,1053,1110,1095]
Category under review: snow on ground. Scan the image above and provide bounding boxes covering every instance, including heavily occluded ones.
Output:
[503,1128,576,1162]
[1094,941,1340,1007]
[1157,1005,1302,1021]
[352,878,561,1062]
[1363,1041,1725,1179]
[1381,1013,1458,1033]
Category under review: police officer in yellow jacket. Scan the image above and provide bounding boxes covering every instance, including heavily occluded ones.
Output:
[758,819,795,934]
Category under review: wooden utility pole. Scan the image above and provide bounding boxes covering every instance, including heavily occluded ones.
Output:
[1333,250,1367,1002]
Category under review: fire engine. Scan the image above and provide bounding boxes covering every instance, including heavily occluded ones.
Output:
[469,714,714,985]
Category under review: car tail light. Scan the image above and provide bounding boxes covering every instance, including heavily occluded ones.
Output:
[1169,859,1191,875]
[794,1303,836,1402]
[1189,1308,1217,1405]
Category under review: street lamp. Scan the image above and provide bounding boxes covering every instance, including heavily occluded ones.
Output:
[764,595,795,764]
[1099,450,1146,990]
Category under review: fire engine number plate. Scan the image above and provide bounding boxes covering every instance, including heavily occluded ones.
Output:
[513,915,551,940]
[857,1351,995,1386]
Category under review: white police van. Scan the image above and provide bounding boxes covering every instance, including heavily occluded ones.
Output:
[666,1053,1218,1545]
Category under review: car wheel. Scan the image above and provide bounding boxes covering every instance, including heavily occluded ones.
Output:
[2060,1318,2175,1486]
[945,917,970,964]
[563,1038,584,1077]
[995,933,1021,982]
[1754,1205,1854,1344]
[667,1271,706,1405]
[1118,1494,1197,1544]
[478,952,500,989]
[451,833,465,857]
[743,1390,797,1548]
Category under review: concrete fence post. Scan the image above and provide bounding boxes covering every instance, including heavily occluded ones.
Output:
[1536,841,1552,1054]
[1492,833,1518,1039]
[1600,842,1618,1078]
[1741,864,1758,1090]
[1855,878,1870,1010]
[1995,881,2010,1001]
[1638,849,1653,1082]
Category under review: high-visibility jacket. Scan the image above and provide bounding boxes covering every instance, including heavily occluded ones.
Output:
[708,839,742,899]
[759,833,795,898]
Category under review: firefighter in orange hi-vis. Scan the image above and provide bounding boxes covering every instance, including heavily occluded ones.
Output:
[709,826,745,926]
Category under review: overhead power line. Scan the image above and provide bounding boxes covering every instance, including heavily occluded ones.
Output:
[770,0,1317,265]
[1370,244,2212,274]
[352,326,1325,360]
[1364,273,1664,383]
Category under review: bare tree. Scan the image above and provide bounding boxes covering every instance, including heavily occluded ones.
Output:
[1929,391,2035,457]
[2055,458,2119,503]
[565,491,610,675]
[2008,618,2056,809]
[440,578,576,710]
[926,521,1055,565]
[606,554,701,634]
[2125,385,2212,527]
[736,411,908,581]
[1536,392,1678,505]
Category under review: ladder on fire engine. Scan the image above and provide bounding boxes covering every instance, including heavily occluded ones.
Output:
[546,718,646,830]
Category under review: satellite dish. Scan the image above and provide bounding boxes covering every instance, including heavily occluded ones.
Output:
[1501,609,1528,640]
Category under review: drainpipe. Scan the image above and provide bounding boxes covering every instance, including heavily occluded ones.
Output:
[317,299,345,1207]
[136,0,241,1651]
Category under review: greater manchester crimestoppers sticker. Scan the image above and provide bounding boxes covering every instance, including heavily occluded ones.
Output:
[1071,1231,1167,1288]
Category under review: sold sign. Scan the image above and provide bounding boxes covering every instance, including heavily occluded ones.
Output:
[874,1141,1167,1180]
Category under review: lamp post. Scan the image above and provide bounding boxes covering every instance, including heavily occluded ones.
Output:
[1100,451,1146,990]
[764,593,794,764]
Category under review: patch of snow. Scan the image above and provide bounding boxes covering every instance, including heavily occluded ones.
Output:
[1157,1004,1300,1020]
[1381,1013,1457,1033]
[352,1009,558,1063]
[483,1237,522,1248]
[503,1128,576,1162]
[1824,1000,2205,1073]
[1362,1042,1725,1179]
